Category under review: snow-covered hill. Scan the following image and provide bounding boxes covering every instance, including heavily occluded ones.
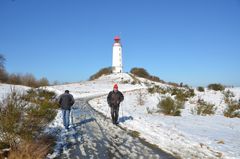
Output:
[45,73,240,158]
[45,73,145,98]
[1,73,239,159]
[90,89,240,159]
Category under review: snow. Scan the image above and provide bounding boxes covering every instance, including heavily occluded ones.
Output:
[44,109,65,158]
[86,74,240,159]
[1,73,240,159]
[47,74,240,158]
[45,73,145,99]
[0,83,30,102]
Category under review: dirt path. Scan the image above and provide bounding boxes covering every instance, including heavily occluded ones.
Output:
[57,99,176,159]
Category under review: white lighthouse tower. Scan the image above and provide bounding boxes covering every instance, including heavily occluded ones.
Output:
[112,36,123,73]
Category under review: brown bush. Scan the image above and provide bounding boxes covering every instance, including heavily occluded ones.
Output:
[7,74,22,85]
[130,67,166,83]
[37,77,49,87]
[89,67,112,80]
[8,141,50,159]
[21,74,37,88]
[167,82,180,87]
[197,86,205,92]
[130,68,150,78]
[5,73,50,88]
[0,69,8,83]
[224,99,240,118]
[148,85,167,94]
[208,83,225,91]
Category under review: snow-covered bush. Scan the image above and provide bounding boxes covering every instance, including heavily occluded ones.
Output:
[121,80,130,84]
[0,91,26,149]
[128,74,141,85]
[157,97,184,116]
[223,90,235,103]
[146,107,154,114]
[0,89,58,158]
[208,83,225,91]
[137,90,146,106]
[197,86,205,92]
[224,99,240,118]
[171,87,195,102]
[148,85,166,94]
[191,99,216,116]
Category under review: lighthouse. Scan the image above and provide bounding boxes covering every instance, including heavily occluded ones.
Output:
[112,36,123,73]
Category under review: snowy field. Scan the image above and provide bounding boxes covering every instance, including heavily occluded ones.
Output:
[89,89,240,159]
[46,73,240,158]
[0,83,30,102]
[1,73,240,159]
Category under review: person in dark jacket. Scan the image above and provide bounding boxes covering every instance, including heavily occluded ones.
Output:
[58,90,75,129]
[107,84,124,125]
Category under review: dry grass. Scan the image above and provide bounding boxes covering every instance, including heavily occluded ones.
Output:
[8,141,49,159]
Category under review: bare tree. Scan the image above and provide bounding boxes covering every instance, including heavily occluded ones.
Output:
[8,73,22,85]
[38,77,49,87]
[0,54,5,69]
[137,89,146,106]
[0,54,8,82]
[21,73,37,87]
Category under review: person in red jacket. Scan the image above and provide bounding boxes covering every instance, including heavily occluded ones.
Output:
[107,84,124,125]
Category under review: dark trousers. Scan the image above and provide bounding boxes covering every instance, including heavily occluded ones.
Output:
[111,105,119,124]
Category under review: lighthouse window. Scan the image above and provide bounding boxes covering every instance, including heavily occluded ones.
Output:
[119,48,121,51]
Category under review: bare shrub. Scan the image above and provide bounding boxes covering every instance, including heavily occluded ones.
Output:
[137,90,146,106]
[38,78,49,87]
[8,141,49,159]
[21,74,37,88]
[148,85,166,94]
[0,54,5,69]
[0,69,8,83]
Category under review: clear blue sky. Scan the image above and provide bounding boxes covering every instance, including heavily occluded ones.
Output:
[0,0,240,86]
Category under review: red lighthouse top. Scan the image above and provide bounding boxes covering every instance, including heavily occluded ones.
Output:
[114,36,120,42]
